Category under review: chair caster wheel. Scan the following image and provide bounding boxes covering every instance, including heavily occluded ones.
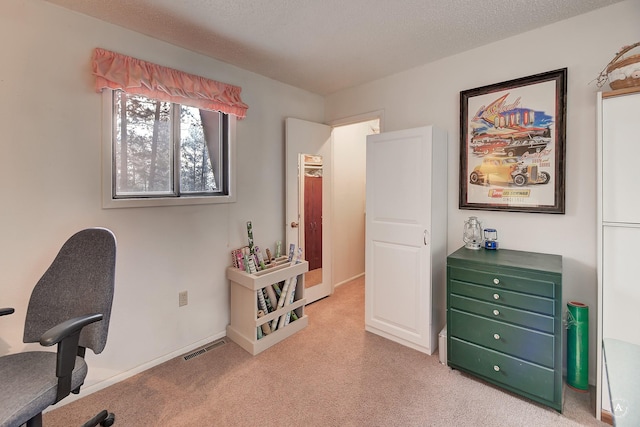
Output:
[100,413,115,426]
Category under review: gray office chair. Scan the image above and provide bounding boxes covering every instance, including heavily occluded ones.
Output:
[0,228,117,427]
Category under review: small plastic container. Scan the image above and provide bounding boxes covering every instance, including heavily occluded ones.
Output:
[438,326,447,366]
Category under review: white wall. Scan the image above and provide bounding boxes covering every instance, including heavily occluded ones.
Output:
[0,0,323,392]
[325,0,640,383]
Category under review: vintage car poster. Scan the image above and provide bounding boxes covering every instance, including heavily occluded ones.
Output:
[459,69,566,213]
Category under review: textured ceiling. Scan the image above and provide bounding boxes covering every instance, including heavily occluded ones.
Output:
[45,0,623,95]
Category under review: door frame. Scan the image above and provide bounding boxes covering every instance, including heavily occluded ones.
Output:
[329,110,385,134]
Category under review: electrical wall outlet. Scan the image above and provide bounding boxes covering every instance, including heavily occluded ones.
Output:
[179,291,188,307]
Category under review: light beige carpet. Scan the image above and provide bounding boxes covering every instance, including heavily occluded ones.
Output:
[44,276,607,426]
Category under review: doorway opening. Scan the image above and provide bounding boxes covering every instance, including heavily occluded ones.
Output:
[328,117,380,288]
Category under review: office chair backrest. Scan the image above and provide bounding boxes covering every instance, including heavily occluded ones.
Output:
[23,228,116,354]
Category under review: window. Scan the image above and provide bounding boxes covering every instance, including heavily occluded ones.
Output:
[102,90,236,208]
[93,48,246,208]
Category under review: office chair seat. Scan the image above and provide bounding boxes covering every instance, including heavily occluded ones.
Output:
[0,352,87,427]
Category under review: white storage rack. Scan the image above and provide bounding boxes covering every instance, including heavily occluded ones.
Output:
[226,260,308,355]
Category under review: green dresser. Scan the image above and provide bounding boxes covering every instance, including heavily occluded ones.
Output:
[447,246,563,412]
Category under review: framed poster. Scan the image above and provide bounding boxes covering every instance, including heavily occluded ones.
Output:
[459,69,567,213]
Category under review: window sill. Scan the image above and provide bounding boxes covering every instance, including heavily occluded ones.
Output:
[102,194,236,209]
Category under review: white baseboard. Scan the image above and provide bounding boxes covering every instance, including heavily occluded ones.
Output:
[334,272,364,288]
[47,331,227,410]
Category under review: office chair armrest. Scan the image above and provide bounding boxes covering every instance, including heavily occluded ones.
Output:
[40,313,104,347]
[39,313,104,403]
[0,307,15,316]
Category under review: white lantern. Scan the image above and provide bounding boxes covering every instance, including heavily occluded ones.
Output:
[463,216,483,250]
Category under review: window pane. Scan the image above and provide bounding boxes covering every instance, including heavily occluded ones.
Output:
[114,92,173,196]
[109,90,231,204]
[180,106,220,194]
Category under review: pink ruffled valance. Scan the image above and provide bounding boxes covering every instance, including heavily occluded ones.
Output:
[92,48,248,119]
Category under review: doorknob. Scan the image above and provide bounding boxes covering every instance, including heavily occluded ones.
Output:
[290,222,299,228]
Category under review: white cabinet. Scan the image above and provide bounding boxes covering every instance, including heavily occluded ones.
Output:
[601,91,640,223]
[364,126,447,355]
[596,89,640,421]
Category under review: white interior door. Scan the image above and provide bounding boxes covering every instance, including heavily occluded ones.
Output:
[365,126,436,353]
[285,118,332,304]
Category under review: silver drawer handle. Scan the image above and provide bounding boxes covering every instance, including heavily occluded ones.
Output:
[493,365,500,372]
[493,278,500,285]
[494,333,500,340]
[493,309,500,316]
[493,293,500,300]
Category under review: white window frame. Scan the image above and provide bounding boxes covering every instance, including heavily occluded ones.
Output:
[101,89,236,208]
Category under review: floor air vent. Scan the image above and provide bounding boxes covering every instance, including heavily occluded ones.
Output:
[182,338,227,361]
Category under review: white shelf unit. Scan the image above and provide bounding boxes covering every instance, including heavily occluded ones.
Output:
[596,88,640,422]
[226,260,308,355]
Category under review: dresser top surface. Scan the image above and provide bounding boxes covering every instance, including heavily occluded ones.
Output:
[448,246,562,274]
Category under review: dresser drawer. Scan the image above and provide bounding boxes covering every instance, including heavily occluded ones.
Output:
[450,280,554,316]
[449,266,555,298]
[450,294,554,333]
[449,337,555,403]
[450,309,555,368]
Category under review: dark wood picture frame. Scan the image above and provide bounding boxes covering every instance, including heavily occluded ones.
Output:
[459,68,567,213]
